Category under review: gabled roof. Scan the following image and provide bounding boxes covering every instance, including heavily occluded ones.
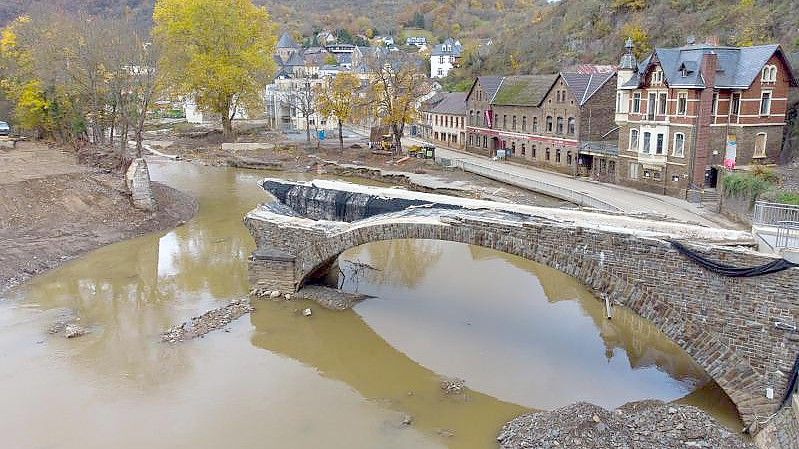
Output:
[466,75,503,103]
[492,74,559,106]
[430,92,467,115]
[277,32,299,49]
[431,38,463,57]
[561,69,617,106]
[284,51,305,66]
[622,43,796,89]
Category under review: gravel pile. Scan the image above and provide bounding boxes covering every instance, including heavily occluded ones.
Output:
[161,298,254,343]
[497,400,754,449]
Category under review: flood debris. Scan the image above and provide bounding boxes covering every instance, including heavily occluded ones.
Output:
[161,298,254,343]
[440,377,466,395]
[497,401,755,449]
[302,308,313,317]
[64,324,89,338]
[48,313,89,339]
[294,285,368,310]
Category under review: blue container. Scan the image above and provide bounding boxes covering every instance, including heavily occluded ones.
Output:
[318,130,326,140]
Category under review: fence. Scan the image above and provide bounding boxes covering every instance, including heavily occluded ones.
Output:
[448,158,621,212]
[775,221,799,249]
[753,201,799,226]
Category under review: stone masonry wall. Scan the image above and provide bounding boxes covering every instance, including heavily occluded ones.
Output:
[246,211,799,429]
[125,158,156,211]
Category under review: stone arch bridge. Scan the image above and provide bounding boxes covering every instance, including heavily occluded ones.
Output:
[244,178,799,428]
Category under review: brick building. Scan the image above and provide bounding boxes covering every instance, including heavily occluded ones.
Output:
[615,39,797,197]
[420,92,467,148]
[464,68,618,176]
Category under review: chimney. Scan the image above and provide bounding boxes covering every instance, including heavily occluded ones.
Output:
[691,51,719,188]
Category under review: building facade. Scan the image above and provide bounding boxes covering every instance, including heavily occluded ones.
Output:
[615,40,797,197]
[430,38,462,78]
[420,92,467,148]
[464,68,618,176]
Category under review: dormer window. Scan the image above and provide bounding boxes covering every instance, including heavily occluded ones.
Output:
[761,65,777,83]
[680,67,688,77]
[651,68,664,85]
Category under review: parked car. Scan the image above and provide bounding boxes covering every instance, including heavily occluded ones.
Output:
[0,121,9,136]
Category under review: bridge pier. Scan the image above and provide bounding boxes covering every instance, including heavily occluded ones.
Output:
[248,248,297,293]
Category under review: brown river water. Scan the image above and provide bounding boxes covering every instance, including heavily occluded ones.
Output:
[0,160,740,449]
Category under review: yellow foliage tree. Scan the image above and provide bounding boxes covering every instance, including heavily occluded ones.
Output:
[316,73,363,151]
[621,24,652,59]
[153,0,277,141]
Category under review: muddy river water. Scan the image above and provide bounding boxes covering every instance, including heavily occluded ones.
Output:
[0,161,740,448]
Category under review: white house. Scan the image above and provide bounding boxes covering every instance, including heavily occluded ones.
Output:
[406,36,427,48]
[430,38,462,78]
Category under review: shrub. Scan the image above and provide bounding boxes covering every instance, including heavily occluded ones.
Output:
[775,191,799,206]
[722,172,773,198]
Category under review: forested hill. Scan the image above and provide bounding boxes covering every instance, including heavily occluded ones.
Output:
[2,0,798,84]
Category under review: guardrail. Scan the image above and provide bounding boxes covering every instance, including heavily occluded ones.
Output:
[753,201,799,226]
[449,158,621,212]
[775,221,799,249]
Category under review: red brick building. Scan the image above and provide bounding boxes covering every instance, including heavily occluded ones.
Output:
[615,39,797,197]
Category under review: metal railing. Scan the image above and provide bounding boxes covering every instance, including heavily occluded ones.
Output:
[753,201,799,226]
[775,221,799,249]
[450,158,621,212]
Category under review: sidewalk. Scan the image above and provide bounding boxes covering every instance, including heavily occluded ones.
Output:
[345,126,741,228]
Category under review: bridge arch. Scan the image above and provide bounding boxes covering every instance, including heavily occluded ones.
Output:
[290,217,766,425]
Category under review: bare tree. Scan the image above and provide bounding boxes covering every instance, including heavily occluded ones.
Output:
[292,76,316,144]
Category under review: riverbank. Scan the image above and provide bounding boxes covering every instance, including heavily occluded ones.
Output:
[0,142,197,293]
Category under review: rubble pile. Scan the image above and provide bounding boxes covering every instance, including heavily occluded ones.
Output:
[161,298,254,343]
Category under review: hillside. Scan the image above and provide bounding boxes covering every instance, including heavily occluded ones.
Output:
[1,0,797,82]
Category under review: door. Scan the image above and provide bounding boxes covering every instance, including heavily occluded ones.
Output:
[704,167,718,188]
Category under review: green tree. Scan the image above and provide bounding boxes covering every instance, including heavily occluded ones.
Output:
[153,0,277,141]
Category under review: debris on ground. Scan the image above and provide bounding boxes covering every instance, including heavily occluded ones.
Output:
[497,400,755,449]
[63,324,89,338]
[440,377,466,395]
[302,308,313,317]
[161,298,254,343]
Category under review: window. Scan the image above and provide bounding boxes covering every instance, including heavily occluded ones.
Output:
[556,117,564,134]
[545,148,551,161]
[437,68,443,76]
[629,163,639,180]
[731,93,741,115]
[642,132,651,154]
[629,129,639,151]
[655,133,664,154]
[435,115,439,126]
[522,116,527,131]
[677,93,687,115]
[483,136,487,148]
[512,115,517,131]
[760,91,771,115]
[672,133,685,157]
[632,92,641,113]
[556,91,561,102]
[521,144,526,156]
[503,115,507,129]
[651,69,663,85]
[653,171,661,181]
[439,56,445,64]
[658,93,667,115]
[532,145,537,158]
[511,141,516,154]
[567,151,572,166]
[556,149,561,163]
[647,92,657,119]
[754,133,767,158]
[546,116,553,132]
[567,117,575,135]
[711,93,718,116]
[532,117,538,132]
[761,65,777,82]
[616,92,623,112]
[469,134,473,146]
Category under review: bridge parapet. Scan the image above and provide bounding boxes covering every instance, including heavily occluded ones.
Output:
[245,178,799,429]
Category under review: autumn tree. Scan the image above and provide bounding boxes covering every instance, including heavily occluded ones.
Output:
[316,72,363,151]
[153,0,277,141]
[292,77,316,144]
[367,52,431,154]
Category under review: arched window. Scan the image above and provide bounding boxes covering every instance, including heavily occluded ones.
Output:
[532,145,537,159]
[629,129,639,151]
[556,149,562,163]
[556,117,564,134]
[545,148,551,161]
[672,133,685,157]
[754,133,767,158]
[522,116,527,131]
[567,117,575,135]
[512,115,517,130]
[546,116,553,132]
[567,151,572,165]
[762,65,778,82]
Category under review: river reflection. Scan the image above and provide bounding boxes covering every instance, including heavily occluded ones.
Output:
[0,161,740,449]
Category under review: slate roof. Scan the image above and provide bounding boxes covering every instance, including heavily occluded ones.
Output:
[336,53,352,65]
[277,32,299,49]
[466,75,503,103]
[492,74,559,106]
[430,92,467,115]
[622,43,795,89]
[431,38,462,57]
[561,69,616,106]
[284,51,305,67]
